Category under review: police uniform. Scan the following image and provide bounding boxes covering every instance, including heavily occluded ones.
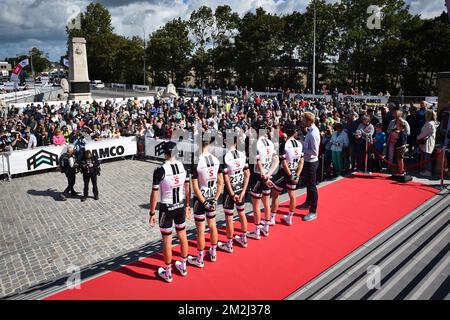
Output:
[152,160,189,236]
[222,149,249,216]
[191,153,222,221]
[80,155,100,199]
[273,138,303,192]
[250,137,277,199]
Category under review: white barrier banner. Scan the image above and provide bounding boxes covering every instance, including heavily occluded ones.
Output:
[338,94,389,104]
[9,145,66,175]
[85,136,137,160]
[178,88,203,95]
[111,83,127,89]
[252,91,282,99]
[289,93,333,103]
[133,84,150,92]
[9,96,155,110]
[8,137,137,175]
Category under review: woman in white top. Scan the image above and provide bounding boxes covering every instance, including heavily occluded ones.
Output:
[416,110,438,176]
[330,123,349,175]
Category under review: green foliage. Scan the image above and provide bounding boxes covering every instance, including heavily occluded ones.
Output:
[146,18,193,87]
[57,1,450,95]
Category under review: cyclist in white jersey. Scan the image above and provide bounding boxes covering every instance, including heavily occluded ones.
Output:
[271,123,304,226]
[248,121,279,239]
[218,136,251,252]
[149,141,191,283]
[188,134,224,267]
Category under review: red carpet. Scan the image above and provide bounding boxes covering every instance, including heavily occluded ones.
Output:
[46,173,438,300]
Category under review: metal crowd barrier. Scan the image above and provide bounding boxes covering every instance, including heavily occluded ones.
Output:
[0,151,11,181]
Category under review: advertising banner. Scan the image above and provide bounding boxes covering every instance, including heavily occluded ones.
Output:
[288,93,333,103]
[8,137,137,175]
[338,94,389,104]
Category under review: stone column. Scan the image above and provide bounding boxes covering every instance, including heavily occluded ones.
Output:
[68,37,91,101]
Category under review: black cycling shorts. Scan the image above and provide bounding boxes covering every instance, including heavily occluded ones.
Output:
[250,174,271,199]
[223,190,245,216]
[159,203,186,236]
[272,171,297,192]
[193,197,216,222]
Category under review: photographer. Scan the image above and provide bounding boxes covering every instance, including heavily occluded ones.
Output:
[0,130,13,152]
[10,130,27,150]
[79,150,100,202]
[59,145,78,201]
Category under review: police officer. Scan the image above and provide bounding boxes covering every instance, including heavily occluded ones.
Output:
[59,145,78,201]
[79,150,100,202]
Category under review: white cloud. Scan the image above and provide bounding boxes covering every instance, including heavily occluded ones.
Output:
[408,0,446,19]
[0,0,445,62]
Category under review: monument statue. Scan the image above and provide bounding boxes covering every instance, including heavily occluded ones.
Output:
[162,83,178,99]
[68,37,91,101]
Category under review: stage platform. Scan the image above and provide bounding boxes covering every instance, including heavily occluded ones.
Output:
[21,173,448,300]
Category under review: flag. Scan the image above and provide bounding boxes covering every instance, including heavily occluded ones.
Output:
[63,58,69,68]
[10,58,29,82]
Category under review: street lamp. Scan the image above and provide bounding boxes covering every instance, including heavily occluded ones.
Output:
[143,27,146,86]
[130,18,147,86]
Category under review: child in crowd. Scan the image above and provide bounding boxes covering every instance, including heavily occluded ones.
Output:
[373,123,386,172]
[395,120,408,175]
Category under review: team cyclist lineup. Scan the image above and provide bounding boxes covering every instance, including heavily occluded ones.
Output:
[149,112,320,283]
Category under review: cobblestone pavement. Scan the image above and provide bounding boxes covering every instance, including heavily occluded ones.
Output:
[0,159,211,298]
[0,159,447,299]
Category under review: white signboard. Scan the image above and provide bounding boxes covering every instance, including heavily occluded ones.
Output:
[111,83,127,89]
[338,94,389,104]
[289,93,333,103]
[252,91,282,99]
[9,145,66,175]
[8,137,137,175]
[85,136,137,161]
[133,84,150,92]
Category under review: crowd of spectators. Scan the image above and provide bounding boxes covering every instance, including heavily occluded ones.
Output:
[0,92,449,177]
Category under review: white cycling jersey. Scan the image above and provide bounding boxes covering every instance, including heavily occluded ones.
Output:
[192,153,222,199]
[152,160,188,204]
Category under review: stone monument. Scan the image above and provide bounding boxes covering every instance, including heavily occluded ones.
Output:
[162,83,178,99]
[68,37,91,101]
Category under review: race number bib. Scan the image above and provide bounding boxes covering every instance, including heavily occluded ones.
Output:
[201,185,217,199]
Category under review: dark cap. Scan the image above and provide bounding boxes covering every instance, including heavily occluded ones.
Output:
[163,141,177,155]
[252,120,266,131]
[285,122,297,135]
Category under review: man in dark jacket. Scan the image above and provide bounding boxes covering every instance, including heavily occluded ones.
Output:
[79,150,100,202]
[59,145,78,200]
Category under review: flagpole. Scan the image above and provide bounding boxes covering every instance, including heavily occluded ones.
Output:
[31,53,36,101]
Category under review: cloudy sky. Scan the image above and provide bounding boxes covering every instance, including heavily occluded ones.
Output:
[0,0,447,61]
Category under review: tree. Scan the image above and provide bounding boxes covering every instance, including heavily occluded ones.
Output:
[211,5,240,86]
[334,0,414,94]
[146,18,194,86]
[235,7,284,89]
[66,3,116,82]
[189,6,214,86]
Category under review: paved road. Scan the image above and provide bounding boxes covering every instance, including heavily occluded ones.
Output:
[0,159,171,298]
